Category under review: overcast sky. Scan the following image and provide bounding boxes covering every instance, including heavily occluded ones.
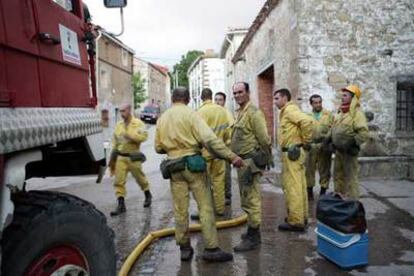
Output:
[84,0,266,68]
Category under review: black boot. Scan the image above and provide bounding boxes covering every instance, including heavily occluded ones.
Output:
[110,197,126,216]
[143,190,152,207]
[240,227,250,240]
[278,222,305,232]
[307,187,314,200]
[284,217,308,226]
[202,248,233,262]
[320,187,327,195]
[234,227,261,252]
[180,244,194,261]
[190,213,200,220]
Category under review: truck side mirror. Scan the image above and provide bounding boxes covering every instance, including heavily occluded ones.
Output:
[103,0,127,8]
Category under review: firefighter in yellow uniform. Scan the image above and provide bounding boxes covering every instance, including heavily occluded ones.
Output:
[193,88,231,218]
[330,85,369,199]
[214,92,234,205]
[274,88,313,232]
[231,82,272,251]
[110,104,152,216]
[155,87,243,262]
[305,94,334,200]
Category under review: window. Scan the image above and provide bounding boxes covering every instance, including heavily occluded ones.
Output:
[53,0,73,11]
[396,81,414,132]
[121,49,129,67]
[143,106,160,114]
[100,69,110,89]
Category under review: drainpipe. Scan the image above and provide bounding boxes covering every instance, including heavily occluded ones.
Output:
[95,30,102,109]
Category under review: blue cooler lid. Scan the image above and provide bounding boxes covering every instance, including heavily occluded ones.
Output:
[316,221,368,248]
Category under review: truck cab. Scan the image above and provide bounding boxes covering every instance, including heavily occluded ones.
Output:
[0,1,126,274]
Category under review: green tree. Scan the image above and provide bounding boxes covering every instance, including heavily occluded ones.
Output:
[132,72,147,109]
[172,50,203,88]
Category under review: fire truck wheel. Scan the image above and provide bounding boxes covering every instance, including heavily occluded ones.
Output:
[1,190,116,276]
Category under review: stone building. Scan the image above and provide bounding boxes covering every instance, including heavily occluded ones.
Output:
[133,58,170,111]
[228,0,414,155]
[96,30,134,141]
[188,50,225,110]
[220,28,249,111]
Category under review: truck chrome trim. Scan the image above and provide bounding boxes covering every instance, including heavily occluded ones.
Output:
[0,108,102,154]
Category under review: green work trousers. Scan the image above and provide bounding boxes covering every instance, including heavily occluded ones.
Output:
[236,166,262,228]
[334,151,360,199]
[305,145,332,188]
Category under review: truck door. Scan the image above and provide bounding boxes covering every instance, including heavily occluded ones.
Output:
[32,0,90,107]
[0,0,42,107]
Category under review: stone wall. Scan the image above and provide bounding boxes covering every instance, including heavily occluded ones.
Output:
[231,0,414,155]
[297,0,414,155]
[234,0,299,103]
[232,0,300,142]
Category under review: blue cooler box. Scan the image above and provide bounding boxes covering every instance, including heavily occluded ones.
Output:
[315,221,368,269]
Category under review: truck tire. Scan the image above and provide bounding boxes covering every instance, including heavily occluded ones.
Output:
[1,190,116,276]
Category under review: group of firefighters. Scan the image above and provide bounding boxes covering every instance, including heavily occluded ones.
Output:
[108,81,369,262]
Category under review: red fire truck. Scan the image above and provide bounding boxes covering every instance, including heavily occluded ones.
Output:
[0,1,126,275]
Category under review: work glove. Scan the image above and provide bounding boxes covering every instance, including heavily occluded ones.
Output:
[345,140,360,156]
[302,143,312,151]
[108,160,116,177]
[312,137,325,144]
[321,137,334,154]
[321,137,332,147]
[108,150,118,177]
[287,145,301,161]
[239,166,253,186]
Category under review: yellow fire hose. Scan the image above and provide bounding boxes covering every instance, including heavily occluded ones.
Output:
[119,214,248,276]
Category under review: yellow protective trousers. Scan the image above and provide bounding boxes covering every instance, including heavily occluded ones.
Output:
[281,151,308,226]
[334,151,360,199]
[207,159,226,215]
[305,146,332,188]
[170,169,218,249]
[236,167,262,228]
[114,156,149,198]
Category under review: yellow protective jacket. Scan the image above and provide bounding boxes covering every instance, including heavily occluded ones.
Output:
[225,108,234,126]
[231,101,271,156]
[112,116,148,153]
[155,103,237,161]
[278,102,313,148]
[197,100,232,160]
[331,97,369,149]
[310,109,334,142]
